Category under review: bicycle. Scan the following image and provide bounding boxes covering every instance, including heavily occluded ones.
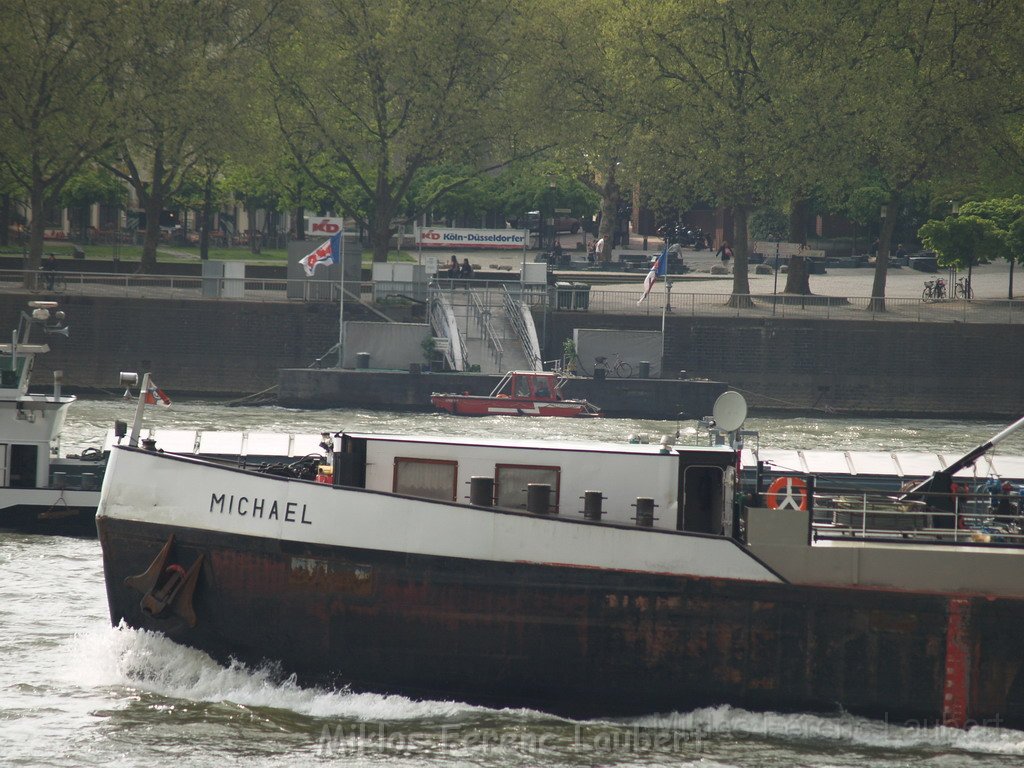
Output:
[594,353,633,378]
[921,277,946,301]
[953,276,973,300]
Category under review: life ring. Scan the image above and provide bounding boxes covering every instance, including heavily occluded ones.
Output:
[766,476,809,511]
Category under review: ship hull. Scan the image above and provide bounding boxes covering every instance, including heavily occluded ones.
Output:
[431,394,598,417]
[97,514,1024,727]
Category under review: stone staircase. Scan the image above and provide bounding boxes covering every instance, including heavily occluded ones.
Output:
[440,285,532,374]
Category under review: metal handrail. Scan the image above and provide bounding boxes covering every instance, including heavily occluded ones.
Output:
[427,289,469,371]
[468,289,503,370]
[502,285,542,371]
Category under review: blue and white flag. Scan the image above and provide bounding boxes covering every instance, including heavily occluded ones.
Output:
[298,233,341,276]
[637,246,669,305]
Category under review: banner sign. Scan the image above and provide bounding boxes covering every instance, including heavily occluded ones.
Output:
[305,216,345,236]
[414,226,528,249]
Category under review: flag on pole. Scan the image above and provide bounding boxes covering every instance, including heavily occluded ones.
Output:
[144,379,172,407]
[637,246,669,305]
[298,233,341,276]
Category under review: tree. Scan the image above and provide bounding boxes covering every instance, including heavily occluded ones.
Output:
[918,214,1001,291]
[623,0,822,305]
[103,0,255,272]
[959,197,1024,298]
[0,0,119,279]
[262,0,541,263]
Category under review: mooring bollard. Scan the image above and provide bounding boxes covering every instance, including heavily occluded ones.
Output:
[581,490,605,521]
[527,483,552,514]
[469,476,495,507]
[634,497,657,527]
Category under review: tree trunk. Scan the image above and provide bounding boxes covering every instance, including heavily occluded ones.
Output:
[728,204,752,307]
[1008,260,1014,300]
[370,215,392,263]
[294,204,305,241]
[784,197,811,294]
[142,193,162,273]
[597,163,619,263]
[248,202,260,255]
[27,183,46,287]
[869,195,899,312]
[0,193,9,247]
[784,256,810,294]
[200,175,212,260]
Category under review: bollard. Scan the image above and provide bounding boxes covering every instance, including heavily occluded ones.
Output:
[470,476,495,507]
[142,438,158,451]
[81,473,96,491]
[526,483,552,514]
[634,497,656,527]
[356,352,371,369]
[638,361,650,379]
[581,490,605,521]
[409,362,422,375]
[53,471,66,490]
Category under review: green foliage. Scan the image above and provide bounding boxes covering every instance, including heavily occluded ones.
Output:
[918,215,1001,268]
[60,166,125,208]
[750,210,788,241]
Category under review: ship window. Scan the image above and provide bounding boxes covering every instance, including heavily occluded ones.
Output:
[9,444,37,489]
[495,464,561,512]
[393,457,457,501]
[515,377,531,397]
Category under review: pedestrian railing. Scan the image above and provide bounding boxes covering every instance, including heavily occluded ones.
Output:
[4,269,1023,323]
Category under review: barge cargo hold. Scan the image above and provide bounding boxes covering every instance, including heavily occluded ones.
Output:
[96,423,1024,729]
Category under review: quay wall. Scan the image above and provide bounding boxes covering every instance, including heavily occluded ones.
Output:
[542,312,1024,419]
[3,291,1021,418]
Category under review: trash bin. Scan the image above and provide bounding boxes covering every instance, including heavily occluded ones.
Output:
[356,352,371,369]
[638,361,650,379]
[572,283,590,310]
[593,367,606,381]
[555,282,573,310]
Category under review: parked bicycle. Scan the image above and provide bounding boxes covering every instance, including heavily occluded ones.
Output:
[953,276,973,300]
[594,353,633,378]
[921,277,946,301]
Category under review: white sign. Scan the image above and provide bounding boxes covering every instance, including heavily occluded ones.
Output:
[305,216,345,236]
[414,225,528,250]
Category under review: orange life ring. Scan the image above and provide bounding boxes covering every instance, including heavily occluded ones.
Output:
[766,476,809,511]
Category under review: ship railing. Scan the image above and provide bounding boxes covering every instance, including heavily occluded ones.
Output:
[809,487,1024,546]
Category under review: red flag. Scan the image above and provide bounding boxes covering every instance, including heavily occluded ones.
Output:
[144,379,172,407]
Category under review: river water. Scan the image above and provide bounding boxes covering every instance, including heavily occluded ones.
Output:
[4,400,1024,768]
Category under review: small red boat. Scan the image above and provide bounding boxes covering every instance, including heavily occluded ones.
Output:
[431,371,601,417]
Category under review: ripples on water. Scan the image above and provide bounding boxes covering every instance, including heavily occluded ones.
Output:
[3,400,1024,766]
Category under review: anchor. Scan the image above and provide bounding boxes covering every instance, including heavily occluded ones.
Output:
[124,535,204,628]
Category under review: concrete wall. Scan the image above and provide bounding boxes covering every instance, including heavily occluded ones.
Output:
[0,293,339,396]
[543,311,1024,418]
[5,288,1021,417]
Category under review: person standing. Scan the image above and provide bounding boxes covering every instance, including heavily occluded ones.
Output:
[42,253,57,290]
[716,240,733,263]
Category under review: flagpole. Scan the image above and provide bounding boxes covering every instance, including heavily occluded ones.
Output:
[128,372,150,448]
[338,232,345,368]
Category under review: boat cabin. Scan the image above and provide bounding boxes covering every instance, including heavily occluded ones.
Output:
[0,341,73,491]
[332,432,738,535]
[492,371,561,400]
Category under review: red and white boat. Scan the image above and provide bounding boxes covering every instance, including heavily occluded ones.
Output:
[431,370,601,417]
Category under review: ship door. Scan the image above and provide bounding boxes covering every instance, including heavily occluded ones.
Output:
[678,465,724,534]
[9,444,37,489]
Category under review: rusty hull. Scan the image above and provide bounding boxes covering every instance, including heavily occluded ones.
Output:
[98,517,1024,727]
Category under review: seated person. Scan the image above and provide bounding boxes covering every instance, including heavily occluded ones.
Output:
[459,258,474,279]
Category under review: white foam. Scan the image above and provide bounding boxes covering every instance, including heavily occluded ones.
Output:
[69,622,505,722]
[628,704,1024,756]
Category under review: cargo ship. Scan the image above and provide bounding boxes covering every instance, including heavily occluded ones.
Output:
[96,395,1024,728]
